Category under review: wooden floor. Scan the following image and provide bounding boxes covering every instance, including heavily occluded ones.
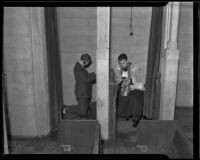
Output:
[8,107,193,154]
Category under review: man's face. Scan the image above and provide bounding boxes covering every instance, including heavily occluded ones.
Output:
[84,60,92,68]
[119,59,128,69]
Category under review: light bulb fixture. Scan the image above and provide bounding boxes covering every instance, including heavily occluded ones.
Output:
[130,7,134,36]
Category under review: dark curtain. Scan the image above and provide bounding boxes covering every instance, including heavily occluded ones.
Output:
[198,4,200,93]
[143,7,163,120]
[198,4,200,119]
[44,7,63,132]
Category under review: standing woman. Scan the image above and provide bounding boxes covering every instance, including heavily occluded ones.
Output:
[115,53,144,127]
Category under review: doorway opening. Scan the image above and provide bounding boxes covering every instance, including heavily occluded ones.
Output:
[52,7,98,122]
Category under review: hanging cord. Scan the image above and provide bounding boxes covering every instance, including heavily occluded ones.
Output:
[130,7,133,36]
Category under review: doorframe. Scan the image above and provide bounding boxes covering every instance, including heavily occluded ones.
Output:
[143,6,164,120]
[44,7,63,132]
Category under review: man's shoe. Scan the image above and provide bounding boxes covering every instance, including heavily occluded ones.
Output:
[125,117,130,121]
[132,119,139,127]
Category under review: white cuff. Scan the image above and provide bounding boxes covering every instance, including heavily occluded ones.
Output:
[136,82,143,90]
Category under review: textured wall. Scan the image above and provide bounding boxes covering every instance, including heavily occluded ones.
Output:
[58,7,151,105]
[3,7,38,136]
[176,2,193,107]
[110,7,152,85]
[57,7,97,105]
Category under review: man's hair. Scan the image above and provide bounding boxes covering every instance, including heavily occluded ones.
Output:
[80,54,92,64]
[118,53,128,62]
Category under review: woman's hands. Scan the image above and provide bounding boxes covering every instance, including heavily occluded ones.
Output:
[130,82,144,90]
[130,84,137,90]
[121,78,129,86]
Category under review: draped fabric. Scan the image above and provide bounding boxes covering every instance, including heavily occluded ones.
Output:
[143,7,163,120]
[44,8,63,132]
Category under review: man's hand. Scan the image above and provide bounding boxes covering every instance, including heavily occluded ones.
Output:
[90,72,96,77]
[89,72,96,84]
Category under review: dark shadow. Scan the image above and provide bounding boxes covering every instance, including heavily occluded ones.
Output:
[44,7,63,132]
[62,102,97,120]
[2,61,12,153]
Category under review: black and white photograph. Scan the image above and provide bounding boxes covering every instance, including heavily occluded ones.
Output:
[2,1,198,159]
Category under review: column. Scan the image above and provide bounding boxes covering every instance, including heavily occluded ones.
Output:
[96,7,110,140]
[159,2,180,120]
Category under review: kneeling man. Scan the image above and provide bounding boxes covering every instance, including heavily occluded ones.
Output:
[74,54,96,119]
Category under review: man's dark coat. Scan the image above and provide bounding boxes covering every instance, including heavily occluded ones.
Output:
[74,62,96,99]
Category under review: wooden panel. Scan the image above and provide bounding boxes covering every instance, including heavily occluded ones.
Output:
[58,120,100,154]
[137,120,177,154]
[136,120,192,158]
[171,125,193,158]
